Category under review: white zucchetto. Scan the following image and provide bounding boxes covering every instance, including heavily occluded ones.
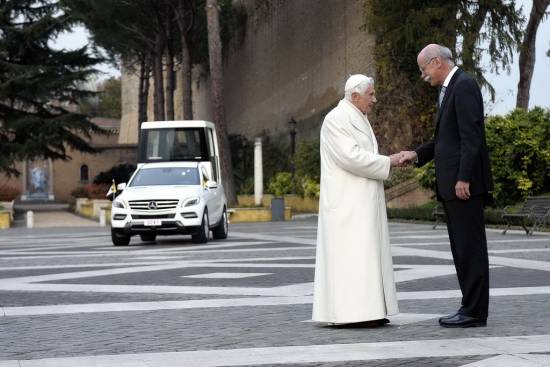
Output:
[344,74,369,91]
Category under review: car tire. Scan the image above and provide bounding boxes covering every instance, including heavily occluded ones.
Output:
[140,234,157,242]
[212,207,228,240]
[192,210,209,244]
[111,228,130,246]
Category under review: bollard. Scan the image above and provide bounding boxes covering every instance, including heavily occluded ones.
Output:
[254,137,263,206]
[99,209,106,227]
[26,211,34,229]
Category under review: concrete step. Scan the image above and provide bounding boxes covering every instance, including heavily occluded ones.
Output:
[14,201,70,212]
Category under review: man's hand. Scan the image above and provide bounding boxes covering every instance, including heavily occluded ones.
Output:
[398,151,417,166]
[455,180,470,200]
[389,153,404,167]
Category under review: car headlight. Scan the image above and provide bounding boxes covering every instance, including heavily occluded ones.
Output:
[112,199,125,209]
[182,196,200,207]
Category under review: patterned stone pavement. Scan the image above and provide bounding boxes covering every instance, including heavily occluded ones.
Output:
[0,219,549,366]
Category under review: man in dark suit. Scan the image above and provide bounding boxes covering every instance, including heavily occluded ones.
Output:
[400,44,493,328]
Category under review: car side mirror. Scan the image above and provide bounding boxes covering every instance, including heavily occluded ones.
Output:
[117,183,127,191]
[206,181,218,189]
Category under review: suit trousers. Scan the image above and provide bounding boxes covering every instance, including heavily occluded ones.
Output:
[442,195,489,319]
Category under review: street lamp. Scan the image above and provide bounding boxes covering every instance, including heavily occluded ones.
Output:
[288,118,297,184]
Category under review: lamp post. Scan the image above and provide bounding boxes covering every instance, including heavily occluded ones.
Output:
[288,118,297,185]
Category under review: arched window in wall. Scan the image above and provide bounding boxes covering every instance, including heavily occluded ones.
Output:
[80,164,89,182]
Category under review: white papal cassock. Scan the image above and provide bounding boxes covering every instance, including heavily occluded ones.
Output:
[312,98,399,323]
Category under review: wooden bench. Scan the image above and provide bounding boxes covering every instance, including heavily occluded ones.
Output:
[432,204,446,229]
[502,196,550,235]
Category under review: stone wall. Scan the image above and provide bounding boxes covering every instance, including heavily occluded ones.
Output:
[119,0,375,144]
[223,0,375,140]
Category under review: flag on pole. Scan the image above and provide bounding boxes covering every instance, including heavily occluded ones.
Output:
[106,179,117,201]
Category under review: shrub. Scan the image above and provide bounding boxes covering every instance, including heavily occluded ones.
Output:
[267,172,293,197]
[70,186,88,198]
[93,164,136,185]
[301,177,320,199]
[416,108,550,207]
[416,161,436,192]
[486,107,550,206]
[71,184,110,199]
[85,184,110,199]
[295,140,320,181]
[0,185,21,201]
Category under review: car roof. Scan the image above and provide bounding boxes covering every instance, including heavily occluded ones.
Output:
[140,120,215,129]
[138,162,199,169]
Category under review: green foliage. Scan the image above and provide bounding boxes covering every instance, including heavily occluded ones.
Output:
[267,172,293,198]
[295,140,320,181]
[229,133,291,194]
[416,108,550,207]
[79,78,121,118]
[301,177,320,199]
[93,164,136,185]
[485,107,550,206]
[0,0,107,176]
[416,161,436,193]
[238,176,254,195]
[384,166,418,189]
[363,0,524,151]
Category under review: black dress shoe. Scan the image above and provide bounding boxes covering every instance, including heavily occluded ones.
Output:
[438,312,460,323]
[439,314,487,328]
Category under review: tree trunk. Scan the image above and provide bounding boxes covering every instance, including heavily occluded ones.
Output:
[138,54,151,131]
[175,0,193,120]
[517,0,550,110]
[205,0,237,205]
[165,20,175,121]
[153,33,165,121]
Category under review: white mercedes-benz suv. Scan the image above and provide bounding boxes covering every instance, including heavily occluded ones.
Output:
[110,161,228,246]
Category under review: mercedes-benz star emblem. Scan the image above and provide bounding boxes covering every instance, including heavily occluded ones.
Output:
[148,201,157,210]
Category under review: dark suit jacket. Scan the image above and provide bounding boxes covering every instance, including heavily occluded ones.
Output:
[415,69,493,201]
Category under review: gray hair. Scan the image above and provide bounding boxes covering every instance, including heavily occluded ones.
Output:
[344,77,374,101]
[424,44,455,66]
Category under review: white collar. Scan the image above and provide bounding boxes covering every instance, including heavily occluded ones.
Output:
[342,98,367,117]
[442,66,458,87]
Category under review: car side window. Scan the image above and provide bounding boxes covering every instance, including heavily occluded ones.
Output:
[207,129,219,182]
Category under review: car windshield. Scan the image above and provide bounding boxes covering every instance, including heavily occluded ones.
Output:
[129,167,200,186]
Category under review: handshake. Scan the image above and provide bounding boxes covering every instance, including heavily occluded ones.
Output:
[389,151,418,167]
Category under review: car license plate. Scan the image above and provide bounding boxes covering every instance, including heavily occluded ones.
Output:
[144,219,162,226]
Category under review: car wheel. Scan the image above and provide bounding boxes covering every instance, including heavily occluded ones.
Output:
[140,234,156,242]
[212,208,228,240]
[192,210,209,244]
[111,228,130,246]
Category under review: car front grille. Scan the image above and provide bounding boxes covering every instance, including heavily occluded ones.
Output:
[131,214,176,219]
[129,199,179,211]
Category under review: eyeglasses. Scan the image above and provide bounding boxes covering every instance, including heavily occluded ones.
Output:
[419,57,437,74]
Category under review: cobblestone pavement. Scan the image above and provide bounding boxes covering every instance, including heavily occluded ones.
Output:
[0,219,549,366]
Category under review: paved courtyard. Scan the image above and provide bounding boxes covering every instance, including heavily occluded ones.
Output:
[0,218,549,366]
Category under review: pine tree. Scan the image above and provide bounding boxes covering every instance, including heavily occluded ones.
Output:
[0,0,105,175]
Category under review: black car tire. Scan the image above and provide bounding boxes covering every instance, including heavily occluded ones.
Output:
[111,228,130,246]
[212,207,228,240]
[192,210,209,244]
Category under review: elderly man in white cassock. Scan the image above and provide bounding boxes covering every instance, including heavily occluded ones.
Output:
[312,74,402,327]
